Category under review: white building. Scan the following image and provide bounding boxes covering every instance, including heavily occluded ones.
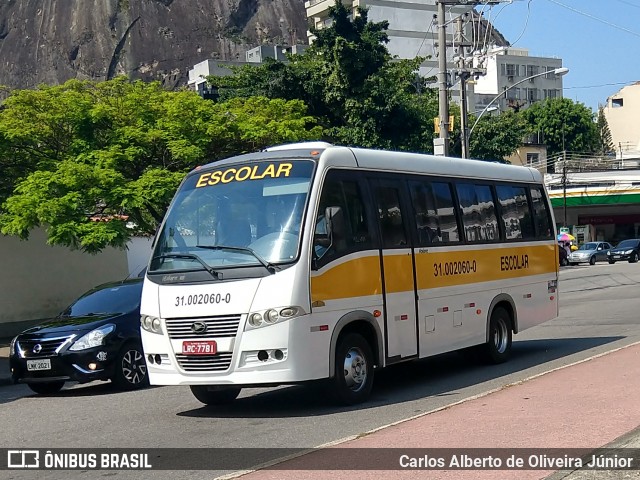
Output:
[603,82,640,164]
[474,47,565,112]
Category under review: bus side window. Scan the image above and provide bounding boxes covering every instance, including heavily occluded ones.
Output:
[530,186,553,239]
[313,173,371,267]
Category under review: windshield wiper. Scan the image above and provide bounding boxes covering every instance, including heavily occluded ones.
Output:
[196,245,278,274]
[151,253,222,279]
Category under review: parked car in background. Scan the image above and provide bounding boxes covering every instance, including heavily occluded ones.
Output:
[9,277,147,395]
[568,242,613,266]
[607,239,640,264]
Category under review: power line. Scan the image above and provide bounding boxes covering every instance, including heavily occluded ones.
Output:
[611,0,640,10]
[545,0,640,38]
[509,0,533,47]
[564,81,639,90]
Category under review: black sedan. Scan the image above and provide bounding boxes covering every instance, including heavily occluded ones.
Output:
[9,278,148,394]
[607,239,640,264]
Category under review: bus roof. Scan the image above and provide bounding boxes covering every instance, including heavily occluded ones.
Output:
[193,144,542,184]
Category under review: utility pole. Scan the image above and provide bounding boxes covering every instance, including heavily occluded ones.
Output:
[433,1,509,157]
[562,158,567,228]
[434,0,449,157]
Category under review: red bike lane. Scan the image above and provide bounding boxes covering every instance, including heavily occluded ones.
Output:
[229,342,640,480]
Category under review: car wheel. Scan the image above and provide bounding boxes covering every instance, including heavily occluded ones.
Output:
[630,252,639,263]
[609,259,616,264]
[482,307,513,364]
[330,333,374,405]
[589,256,596,265]
[27,381,65,395]
[113,342,149,390]
[190,385,242,405]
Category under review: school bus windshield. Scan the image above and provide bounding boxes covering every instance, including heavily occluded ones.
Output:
[150,160,314,273]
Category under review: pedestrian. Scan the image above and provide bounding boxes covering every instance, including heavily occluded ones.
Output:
[564,242,571,256]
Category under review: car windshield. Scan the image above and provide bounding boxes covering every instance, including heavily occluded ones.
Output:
[617,239,639,248]
[60,282,143,317]
[579,243,597,250]
[150,160,314,273]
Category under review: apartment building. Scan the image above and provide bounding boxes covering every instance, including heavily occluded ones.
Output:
[603,82,640,163]
[473,47,565,111]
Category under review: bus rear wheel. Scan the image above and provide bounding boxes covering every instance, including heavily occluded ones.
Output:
[482,307,512,364]
[331,333,374,405]
[190,385,241,405]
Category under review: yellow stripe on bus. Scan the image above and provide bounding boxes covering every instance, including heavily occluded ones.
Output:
[414,244,557,289]
[310,244,557,302]
[311,255,383,303]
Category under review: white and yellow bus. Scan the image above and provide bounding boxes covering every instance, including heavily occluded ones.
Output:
[140,143,559,405]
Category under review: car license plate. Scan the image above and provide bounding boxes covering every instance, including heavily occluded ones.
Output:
[614,255,621,259]
[27,359,51,371]
[182,341,217,355]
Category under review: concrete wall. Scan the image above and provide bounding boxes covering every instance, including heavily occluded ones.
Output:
[0,229,133,338]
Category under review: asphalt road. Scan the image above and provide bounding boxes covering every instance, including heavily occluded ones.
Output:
[2,261,640,480]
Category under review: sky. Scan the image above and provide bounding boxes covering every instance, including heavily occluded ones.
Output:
[481,0,640,112]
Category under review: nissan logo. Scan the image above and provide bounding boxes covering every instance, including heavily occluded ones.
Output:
[32,344,42,354]
[191,321,208,334]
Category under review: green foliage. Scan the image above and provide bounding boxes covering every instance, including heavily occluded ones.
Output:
[596,106,614,156]
[208,0,439,153]
[0,78,320,252]
[522,98,598,158]
[469,111,531,162]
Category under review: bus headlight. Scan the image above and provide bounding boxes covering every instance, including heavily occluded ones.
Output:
[264,309,279,324]
[248,313,263,327]
[141,315,163,334]
[245,306,305,330]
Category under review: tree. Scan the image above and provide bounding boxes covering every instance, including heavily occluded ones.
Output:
[596,106,614,156]
[209,0,439,152]
[468,111,531,162]
[522,98,598,158]
[0,78,321,252]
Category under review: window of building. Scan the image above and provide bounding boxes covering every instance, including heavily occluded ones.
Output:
[527,65,539,77]
[526,153,540,166]
[527,88,539,102]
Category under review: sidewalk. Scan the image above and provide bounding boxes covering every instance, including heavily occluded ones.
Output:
[228,342,640,480]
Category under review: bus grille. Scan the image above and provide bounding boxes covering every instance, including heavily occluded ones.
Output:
[165,315,241,339]
[175,353,233,372]
[17,336,73,358]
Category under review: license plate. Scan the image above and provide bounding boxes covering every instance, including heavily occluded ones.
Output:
[182,341,217,355]
[614,255,621,259]
[27,359,51,371]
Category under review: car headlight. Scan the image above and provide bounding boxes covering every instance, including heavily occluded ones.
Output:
[624,250,633,255]
[140,315,163,334]
[69,324,115,351]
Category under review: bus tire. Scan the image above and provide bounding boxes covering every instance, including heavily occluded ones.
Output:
[190,385,241,405]
[482,307,512,364]
[331,333,374,405]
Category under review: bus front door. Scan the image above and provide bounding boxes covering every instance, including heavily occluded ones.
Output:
[371,179,418,363]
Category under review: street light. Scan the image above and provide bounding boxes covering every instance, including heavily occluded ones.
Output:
[467,67,569,142]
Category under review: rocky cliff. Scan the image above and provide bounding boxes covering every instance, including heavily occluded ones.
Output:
[0,0,308,89]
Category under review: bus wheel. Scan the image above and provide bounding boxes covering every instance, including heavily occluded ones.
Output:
[190,385,241,405]
[482,307,512,364]
[332,333,374,405]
